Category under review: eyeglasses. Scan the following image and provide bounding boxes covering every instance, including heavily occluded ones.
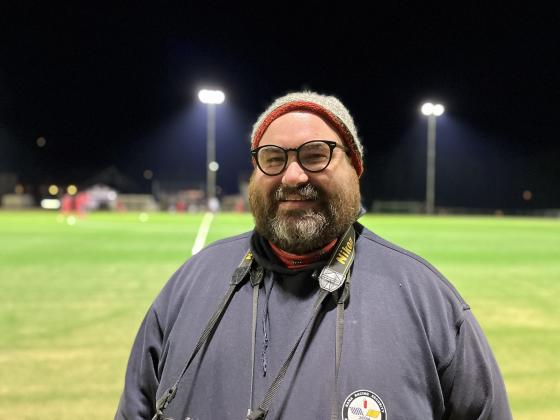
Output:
[251,140,349,176]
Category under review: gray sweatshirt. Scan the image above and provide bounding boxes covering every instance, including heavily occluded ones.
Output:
[116,224,512,419]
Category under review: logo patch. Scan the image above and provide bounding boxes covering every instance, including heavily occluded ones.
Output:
[342,389,387,420]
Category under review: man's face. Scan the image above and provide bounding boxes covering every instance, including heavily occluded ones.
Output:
[248,111,361,254]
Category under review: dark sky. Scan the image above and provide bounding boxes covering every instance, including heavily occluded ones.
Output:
[1,3,559,210]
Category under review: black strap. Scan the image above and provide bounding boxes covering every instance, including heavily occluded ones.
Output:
[152,250,255,420]
[248,266,265,415]
[331,273,351,420]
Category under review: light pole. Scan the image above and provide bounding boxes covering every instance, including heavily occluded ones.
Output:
[421,102,445,214]
[198,89,225,211]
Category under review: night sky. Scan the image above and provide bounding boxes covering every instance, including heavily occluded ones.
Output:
[1,3,559,210]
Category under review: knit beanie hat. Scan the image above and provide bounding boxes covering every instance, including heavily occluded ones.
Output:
[251,91,364,177]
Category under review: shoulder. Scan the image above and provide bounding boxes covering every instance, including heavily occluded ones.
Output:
[354,222,469,310]
[152,231,254,327]
[203,230,254,249]
[172,230,253,284]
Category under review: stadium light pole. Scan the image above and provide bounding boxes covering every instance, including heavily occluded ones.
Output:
[421,102,445,214]
[198,89,225,211]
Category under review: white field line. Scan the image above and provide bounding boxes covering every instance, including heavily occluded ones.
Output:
[191,212,215,255]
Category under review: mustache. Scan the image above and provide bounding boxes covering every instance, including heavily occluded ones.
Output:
[274,184,320,201]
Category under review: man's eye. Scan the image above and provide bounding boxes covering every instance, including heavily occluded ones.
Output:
[302,153,328,163]
[264,156,285,166]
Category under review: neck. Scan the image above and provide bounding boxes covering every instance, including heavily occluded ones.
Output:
[268,239,338,270]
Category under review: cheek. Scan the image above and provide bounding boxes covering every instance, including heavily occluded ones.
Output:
[312,171,343,193]
[250,172,280,196]
[322,169,359,198]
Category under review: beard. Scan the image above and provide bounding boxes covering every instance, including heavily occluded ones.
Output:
[248,174,361,254]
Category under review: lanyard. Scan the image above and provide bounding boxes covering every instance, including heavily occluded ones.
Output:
[153,226,355,420]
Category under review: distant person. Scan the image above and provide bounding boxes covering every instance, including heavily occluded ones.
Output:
[116,91,512,420]
[175,198,186,213]
[60,190,88,217]
[75,191,89,216]
[60,193,74,214]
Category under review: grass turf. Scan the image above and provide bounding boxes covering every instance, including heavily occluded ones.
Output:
[0,211,558,418]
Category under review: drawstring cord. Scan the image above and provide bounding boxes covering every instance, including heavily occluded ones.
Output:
[261,279,274,377]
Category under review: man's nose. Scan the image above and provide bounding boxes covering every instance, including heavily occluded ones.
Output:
[281,159,309,187]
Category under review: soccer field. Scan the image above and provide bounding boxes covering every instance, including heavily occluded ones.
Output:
[0,211,559,419]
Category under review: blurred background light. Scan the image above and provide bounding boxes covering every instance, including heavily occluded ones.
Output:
[198,89,225,104]
[433,104,445,116]
[40,198,61,209]
[421,102,434,116]
[421,102,445,116]
[523,190,533,201]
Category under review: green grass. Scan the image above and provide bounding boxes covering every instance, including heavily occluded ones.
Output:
[0,211,559,419]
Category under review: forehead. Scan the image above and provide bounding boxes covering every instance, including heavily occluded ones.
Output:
[258,111,342,147]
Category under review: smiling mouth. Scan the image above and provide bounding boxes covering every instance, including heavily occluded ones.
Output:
[278,198,317,209]
[282,197,314,202]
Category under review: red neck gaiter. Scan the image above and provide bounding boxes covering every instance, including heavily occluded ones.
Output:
[268,239,338,270]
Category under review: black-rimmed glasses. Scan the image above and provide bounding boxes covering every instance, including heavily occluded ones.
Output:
[251,140,348,176]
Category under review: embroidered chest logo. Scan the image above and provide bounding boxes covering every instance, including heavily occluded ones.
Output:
[342,389,387,420]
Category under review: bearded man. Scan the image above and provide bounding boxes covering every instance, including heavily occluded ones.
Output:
[116,91,512,420]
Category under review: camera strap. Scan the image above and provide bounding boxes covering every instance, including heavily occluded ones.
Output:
[153,225,355,420]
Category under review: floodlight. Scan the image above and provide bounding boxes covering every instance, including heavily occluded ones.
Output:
[198,89,225,104]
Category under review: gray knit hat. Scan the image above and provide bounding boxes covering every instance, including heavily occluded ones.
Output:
[251,91,364,176]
